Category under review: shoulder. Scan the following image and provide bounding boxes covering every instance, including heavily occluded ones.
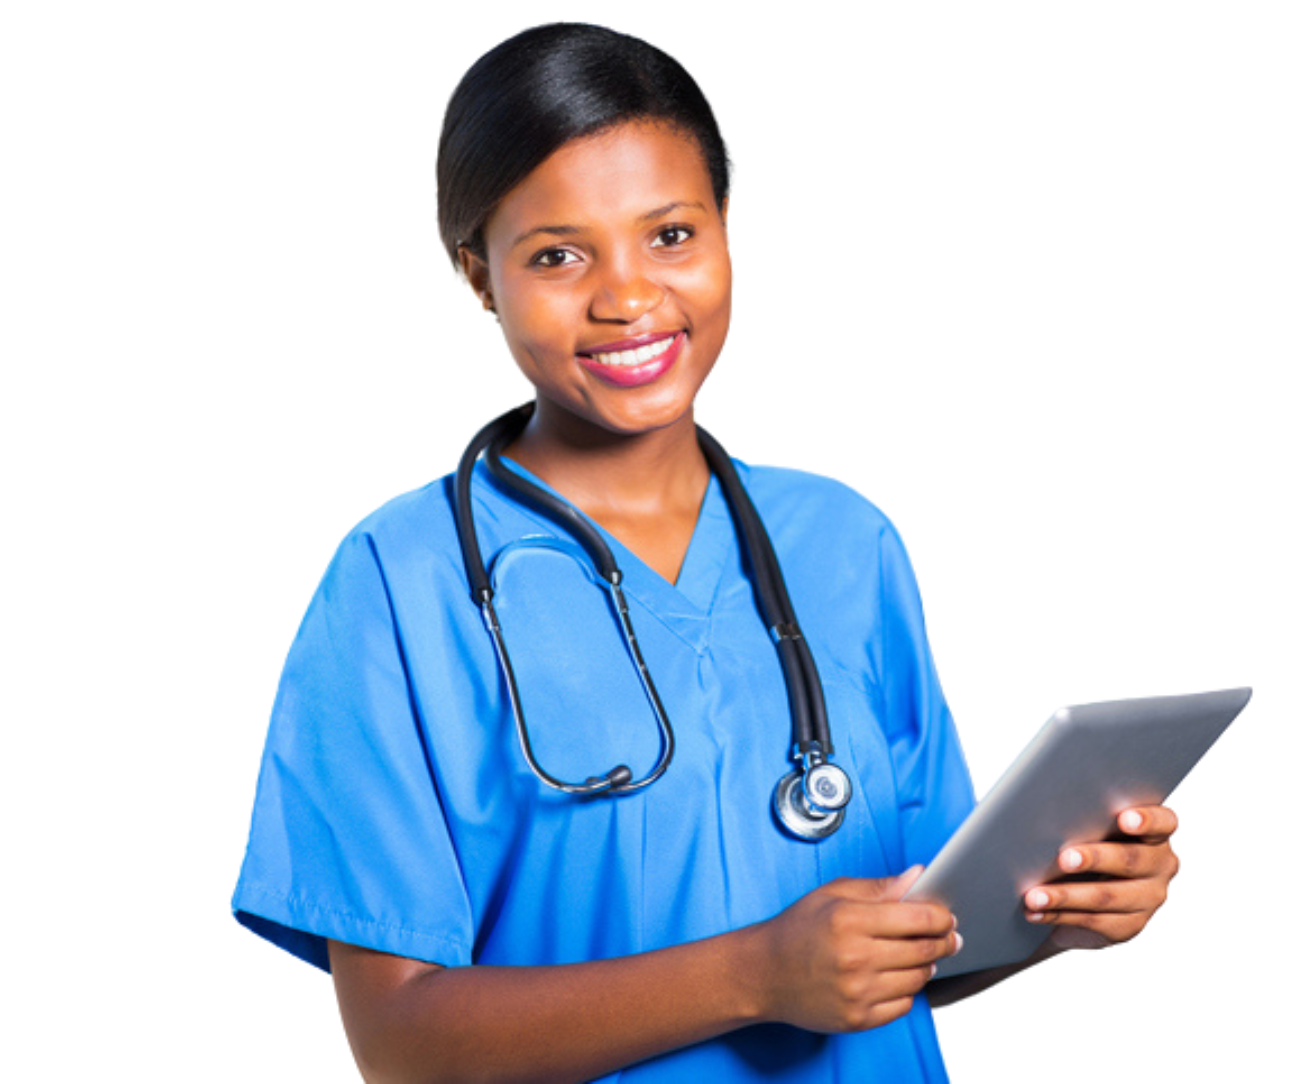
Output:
[303,473,471,611]
[329,474,460,564]
[736,463,923,610]
[740,463,901,544]
[350,474,458,546]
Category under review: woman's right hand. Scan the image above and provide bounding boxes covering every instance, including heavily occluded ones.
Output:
[751,867,961,1033]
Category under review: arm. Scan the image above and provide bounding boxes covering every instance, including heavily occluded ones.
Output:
[928,805,1181,1007]
[330,870,961,1084]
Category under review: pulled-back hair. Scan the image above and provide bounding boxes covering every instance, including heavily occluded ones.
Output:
[437,23,730,266]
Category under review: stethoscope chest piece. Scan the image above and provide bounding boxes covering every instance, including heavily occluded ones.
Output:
[773,749,852,840]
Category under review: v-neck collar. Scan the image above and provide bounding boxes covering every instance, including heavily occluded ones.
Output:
[475,457,735,653]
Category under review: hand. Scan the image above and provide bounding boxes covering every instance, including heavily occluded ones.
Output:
[753,868,962,1033]
[1022,805,1181,951]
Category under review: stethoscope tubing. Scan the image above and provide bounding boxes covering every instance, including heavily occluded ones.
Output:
[456,404,674,795]
[696,426,831,755]
[452,403,836,804]
[453,406,522,605]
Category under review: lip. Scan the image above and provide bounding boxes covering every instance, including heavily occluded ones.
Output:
[577,331,685,389]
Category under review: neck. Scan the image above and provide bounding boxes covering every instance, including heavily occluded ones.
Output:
[504,400,710,523]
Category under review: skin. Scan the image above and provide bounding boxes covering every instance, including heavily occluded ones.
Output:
[459,120,731,584]
[329,121,1181,1083]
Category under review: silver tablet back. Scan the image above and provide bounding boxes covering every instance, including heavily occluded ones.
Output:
[907,687,1251,978]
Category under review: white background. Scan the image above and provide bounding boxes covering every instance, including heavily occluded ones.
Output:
[3,2,1289,1080]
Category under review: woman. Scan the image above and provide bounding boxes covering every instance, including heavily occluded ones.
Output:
[233,23,1180,1083]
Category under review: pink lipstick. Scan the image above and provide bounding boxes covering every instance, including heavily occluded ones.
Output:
[577,331,685,389]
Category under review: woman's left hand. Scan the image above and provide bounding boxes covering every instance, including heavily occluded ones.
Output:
[1022,806,1181,951]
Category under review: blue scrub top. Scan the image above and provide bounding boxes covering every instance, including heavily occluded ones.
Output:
[233,458,975,1082]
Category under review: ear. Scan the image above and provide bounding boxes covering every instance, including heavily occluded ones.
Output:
[457,245,496,313]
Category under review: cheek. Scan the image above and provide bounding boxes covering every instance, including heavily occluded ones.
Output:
[681,259,733,344]
[694,247,733,310]
[495,284,578,363]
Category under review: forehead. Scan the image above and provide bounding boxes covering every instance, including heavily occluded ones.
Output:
[486,121,716,250]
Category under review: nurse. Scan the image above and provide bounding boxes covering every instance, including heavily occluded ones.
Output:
[233,22,1182,1083]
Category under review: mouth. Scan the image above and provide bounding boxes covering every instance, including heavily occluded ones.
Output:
[577,331,685,388]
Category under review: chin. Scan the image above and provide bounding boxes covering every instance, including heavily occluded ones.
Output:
[582,390,699,438]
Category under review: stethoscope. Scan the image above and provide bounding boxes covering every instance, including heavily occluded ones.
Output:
[452,403,853,841]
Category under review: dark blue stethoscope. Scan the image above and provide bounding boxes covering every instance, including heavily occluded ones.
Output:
[452,403,852,841]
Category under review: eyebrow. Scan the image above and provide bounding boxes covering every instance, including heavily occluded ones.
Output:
[507,201,711,252]
[640,200,708,222]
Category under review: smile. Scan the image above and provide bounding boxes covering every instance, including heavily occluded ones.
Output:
[578,332,685,388]
[589,335,678,367]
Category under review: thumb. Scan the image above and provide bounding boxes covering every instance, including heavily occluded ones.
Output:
[830,866,926,903]
[885,865,925,901]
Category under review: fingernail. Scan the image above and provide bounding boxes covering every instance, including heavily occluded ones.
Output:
[1025,888,1049,910]
[1122,810,1144,832]
[1025,912,1045,923]
[1060,849,1082,872]
[953,932,964,955]
[930,963,938,978]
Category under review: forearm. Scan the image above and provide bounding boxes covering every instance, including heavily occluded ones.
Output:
[330,873,959,1081]
[329,926,768,1084]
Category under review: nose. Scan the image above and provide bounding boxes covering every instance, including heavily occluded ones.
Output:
[587,251,665,323]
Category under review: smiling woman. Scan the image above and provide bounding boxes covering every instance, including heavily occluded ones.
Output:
[231,22,1182,1084]
[461,120,732,459]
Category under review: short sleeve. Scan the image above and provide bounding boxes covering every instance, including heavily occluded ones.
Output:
[876,525,976,868]
[232,530,474,972]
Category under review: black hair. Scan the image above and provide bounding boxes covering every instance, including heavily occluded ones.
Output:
[437,23,730,266]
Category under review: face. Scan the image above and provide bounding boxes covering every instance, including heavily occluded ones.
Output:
[461,120,732,439]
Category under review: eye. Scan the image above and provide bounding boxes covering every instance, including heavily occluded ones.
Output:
[531,247,582,269]
[651,225,694,248]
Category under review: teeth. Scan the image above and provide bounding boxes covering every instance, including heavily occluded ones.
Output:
[591,335,676,367]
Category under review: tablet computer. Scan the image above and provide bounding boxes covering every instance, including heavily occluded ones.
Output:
[904,687,1252,978]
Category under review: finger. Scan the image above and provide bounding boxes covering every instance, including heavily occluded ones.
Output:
[866,930,964,973]
[1023,908,1147,945]
[826,868,924,904]
[1054,838,1180,882]
[886,865,926,900]
[1023,879,1162,916]
[841,900,958,942]
[1116,805,1178,842]
[854,995,917,1032]
[856,955,946,1005]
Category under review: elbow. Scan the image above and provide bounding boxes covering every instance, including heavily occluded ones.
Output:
[331,942,455,1084]
[343,1026,452,1084]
